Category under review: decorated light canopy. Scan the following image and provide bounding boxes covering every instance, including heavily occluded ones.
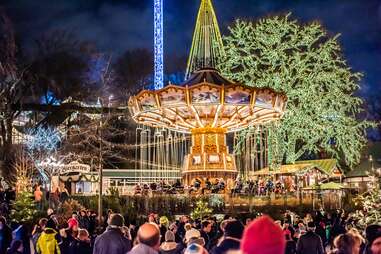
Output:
[129,68,287,134]
[128,68,287,185]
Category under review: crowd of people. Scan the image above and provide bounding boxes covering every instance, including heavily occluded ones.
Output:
[0,201,380,254]
[133,177,298,196]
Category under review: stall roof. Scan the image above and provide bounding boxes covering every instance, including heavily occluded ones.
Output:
[303,182,344,190]
[250,163,313,176]
[250,159,339,177]
[294,159,339,176]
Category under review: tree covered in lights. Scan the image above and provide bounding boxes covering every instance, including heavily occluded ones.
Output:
[26,126,62,183]
[219,14,374,167]
[10,191,38,223]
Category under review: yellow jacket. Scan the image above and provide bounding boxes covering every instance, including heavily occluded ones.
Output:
[36,228,61,254]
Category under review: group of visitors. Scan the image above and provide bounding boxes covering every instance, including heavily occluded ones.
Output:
[133,177,300,196]
[1,206,379,254]
[33,184,70,210]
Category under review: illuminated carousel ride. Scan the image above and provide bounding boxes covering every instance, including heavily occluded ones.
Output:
[128,68,287,186]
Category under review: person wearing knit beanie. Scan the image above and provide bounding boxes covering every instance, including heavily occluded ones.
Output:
[241,215,286,254]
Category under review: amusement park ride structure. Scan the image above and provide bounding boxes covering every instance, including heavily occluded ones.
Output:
[129,0,287,185]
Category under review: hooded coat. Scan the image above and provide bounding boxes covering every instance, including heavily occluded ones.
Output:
[36,228,61,254]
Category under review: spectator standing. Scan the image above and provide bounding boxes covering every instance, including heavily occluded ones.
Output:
[34,185,43,210]
[0,217,12,254]
[364,225,381,254]
[328,233,360,254]
[210,219,244,254]
[31,218,48,253]
[93,213,131,254]
[70,228,92,254]
[241,215,285,254]
[200,221,212,250]
[159,230,182,254]
[285,233,297,254]
[36,219,61,254]
[159,216,169,243]
[296,222,324,254]
[128,223,160,254]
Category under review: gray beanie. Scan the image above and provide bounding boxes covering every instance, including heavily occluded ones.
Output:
[165,230,175,242]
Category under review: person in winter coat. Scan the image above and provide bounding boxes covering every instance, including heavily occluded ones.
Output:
[285,233,297,254]
[93,213,131,254]
[36,219,61,254]
[210,220,244,254]
[296,222,324,254]
[328,233,361,254]
[128,223,160,254]
[0,216,12,254]
[241,216,285,254]
[69,229,92,254]
[78,210,90,231]
[31,218,48,253]
[159,231,182,254]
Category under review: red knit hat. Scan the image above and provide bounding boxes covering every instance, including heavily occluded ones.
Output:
[241,215,286,254]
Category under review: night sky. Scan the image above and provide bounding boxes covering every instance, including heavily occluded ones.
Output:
[3,0,381,97]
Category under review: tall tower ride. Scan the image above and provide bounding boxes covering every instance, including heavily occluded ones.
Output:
[154,0,164,89]
[185,0,225,79]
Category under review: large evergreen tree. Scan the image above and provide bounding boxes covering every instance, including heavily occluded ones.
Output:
[219,14,374,167]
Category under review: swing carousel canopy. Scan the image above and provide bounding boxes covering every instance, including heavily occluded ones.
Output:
[128,68,287,134]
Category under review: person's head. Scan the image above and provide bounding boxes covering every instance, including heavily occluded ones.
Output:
[184,243,208,254]
[201,221,212,233]
[371,236,381,254]
[307,222,316,232]
[47,208,54,216]
[241,215,286,254]
[333,233,360,254]
[185,223,193,231]
[80,210,87,217]
[160,216,169,227]
[8,240,23,253]
[109,213,125,228]
[137,223,161,251]
[365,225,381,254]
[148,213,156,223]
[224,220,244,239]
[0,216,6,229]
[169,223,178,234]
[165,230,176,242]
[46,218,57,230]
[72,212,78,219]
[78,229,90,241]
[220,219,231,233]
[39,218,48,230]
[185,228,201,244]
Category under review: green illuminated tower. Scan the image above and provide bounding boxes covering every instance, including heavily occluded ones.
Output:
[185,0,225,79]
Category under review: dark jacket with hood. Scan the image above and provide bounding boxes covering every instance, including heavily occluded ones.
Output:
[296,231,324,254]
[210,237,240,254]
[93,226,131,254]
